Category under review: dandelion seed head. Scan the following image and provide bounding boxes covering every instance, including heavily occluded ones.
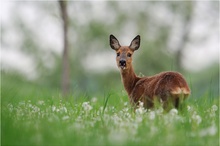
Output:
[211,105,218,112]
[135,107,144,115]
[82,102,92,111]
[169,109,178,116]
[192,114,202,125]
[91,97,97,103]
[32,106,40,113]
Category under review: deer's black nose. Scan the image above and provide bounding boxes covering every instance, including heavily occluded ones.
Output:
[119,60,126,67]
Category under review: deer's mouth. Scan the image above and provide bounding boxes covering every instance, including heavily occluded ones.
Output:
[120,65,126,70]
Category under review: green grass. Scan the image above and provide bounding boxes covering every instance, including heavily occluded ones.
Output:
[1,74,219,146]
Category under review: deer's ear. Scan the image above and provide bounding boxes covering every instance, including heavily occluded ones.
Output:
[110,34,121,51]
[129,35,140,51]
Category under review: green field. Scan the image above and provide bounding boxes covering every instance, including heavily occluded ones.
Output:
[1,74,219,146]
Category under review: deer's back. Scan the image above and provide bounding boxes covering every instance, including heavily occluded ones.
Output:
[130,71,190,108]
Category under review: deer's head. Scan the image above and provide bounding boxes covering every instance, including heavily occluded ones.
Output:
[110,35,140,71]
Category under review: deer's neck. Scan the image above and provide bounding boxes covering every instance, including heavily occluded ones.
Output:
[120,66,140,95]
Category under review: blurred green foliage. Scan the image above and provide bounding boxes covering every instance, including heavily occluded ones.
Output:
[1,1,219,98]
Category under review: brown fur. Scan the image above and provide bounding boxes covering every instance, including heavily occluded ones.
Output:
[110,35,190,109]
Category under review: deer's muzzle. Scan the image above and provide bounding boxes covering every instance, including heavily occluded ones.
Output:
[119,60,126,70]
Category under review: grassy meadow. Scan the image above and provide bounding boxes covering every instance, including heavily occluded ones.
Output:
[1,73,219,146]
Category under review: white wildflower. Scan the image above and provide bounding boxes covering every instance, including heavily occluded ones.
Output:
[136,116,143,122]
[208,105,218,118]
[135,101,145,114]
[169,108,178,116]
[28,103,33,108]
[211,105,218,112]
[123,107,129,112]
[187,105,191,111]
[148,111,156,120]
[192,114,202,125]
[82,102,92,111]
[91,97,97,103]
[7,104,13,112]
[124,102,128,107]
[138,101,144,108]
[125,112,131,118]
[135,107,144,115]
[112,114,121,124]
[52,105,56,112]
[37,100,45,105]
[32,106,40,113]
[60,106,68,113]
[100,106,104,111]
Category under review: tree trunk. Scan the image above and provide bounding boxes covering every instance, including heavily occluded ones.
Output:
[59,1,70,96]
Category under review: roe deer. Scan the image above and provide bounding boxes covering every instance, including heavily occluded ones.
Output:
[109,34,190,109]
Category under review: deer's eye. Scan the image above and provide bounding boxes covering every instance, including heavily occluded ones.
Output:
[127,53,132,57]
[117,52,120,57]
